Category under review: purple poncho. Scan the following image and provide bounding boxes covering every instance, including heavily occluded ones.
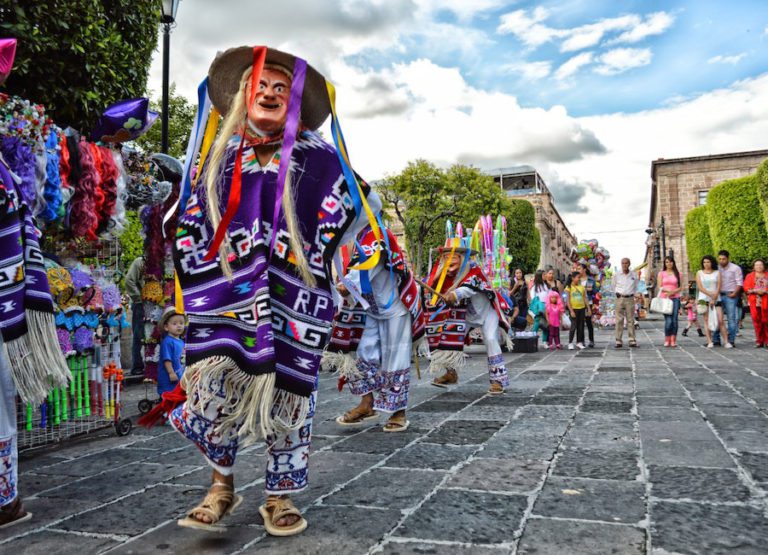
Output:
[174,131,377,437]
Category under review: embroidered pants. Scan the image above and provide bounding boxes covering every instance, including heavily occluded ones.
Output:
[348,312,411,412]
[0,337,18,507]
[479,313,509,388]
[170,373,317,495]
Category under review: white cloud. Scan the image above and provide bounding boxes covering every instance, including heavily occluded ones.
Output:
[417,0,510,22]
[497,8,674,53]
[560,15,639,52]
[497,7,567,49]
[610,12,674,44]
[555,52,594,80]
[595,48,652,75]
[504,61,552,80]
[708,53,747,65]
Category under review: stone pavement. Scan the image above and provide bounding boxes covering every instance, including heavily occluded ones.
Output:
[3,318,767,554]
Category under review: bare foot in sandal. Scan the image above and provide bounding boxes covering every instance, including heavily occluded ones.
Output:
[260,495,307,536]
[383,409,409,432]
[336,393,378,425]
[178,470,242,531]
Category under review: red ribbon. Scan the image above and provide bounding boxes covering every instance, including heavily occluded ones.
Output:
[204,46,267,262]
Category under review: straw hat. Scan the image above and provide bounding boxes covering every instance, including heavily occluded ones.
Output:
[158,306,186,330]
[207,46,331,130]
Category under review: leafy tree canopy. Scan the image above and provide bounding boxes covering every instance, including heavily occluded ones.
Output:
[1,1,159,133]
[378,160,540,277]
[135,84,195,159]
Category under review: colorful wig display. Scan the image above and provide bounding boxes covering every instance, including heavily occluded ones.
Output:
[97,145,119,234]
[70,139,99,240]
[102,283,121,312]
[38,130,63,223]
[0,135,36,207]
[140,204,165,280]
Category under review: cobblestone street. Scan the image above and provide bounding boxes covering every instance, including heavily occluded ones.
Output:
[3,318,767,554]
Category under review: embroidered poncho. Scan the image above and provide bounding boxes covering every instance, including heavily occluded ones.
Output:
[0,157,69,403]
[174,132,377,437]
[424,260,509,373]
[323,226,426,377]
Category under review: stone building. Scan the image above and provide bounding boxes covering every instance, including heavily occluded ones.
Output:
[646,149,768,286]
[487,166,578,279]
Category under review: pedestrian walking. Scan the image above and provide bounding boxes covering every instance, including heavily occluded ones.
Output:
[529,270,550,342]
[566,272,590,350]
[712,250,743,347]
[545,290,564,349]
[124,255,146,376]
[696,255,730,348]
[510,267,529,317]
[657,256,683,347]
[578,263,597,347]
[680,294,704,337]
[743,258,768,348]
[613,258,638,348]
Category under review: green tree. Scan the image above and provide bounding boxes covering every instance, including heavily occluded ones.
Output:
[379,160,540,276]
[378,160,456,276]
[1,1,159,132]
[756,159,768,232]
[135,85,196,159]
[684,205,713,274]
[706,175,768,268]
[118,210,143,287]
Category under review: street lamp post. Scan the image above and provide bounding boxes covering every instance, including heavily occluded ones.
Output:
[160,0,180,154]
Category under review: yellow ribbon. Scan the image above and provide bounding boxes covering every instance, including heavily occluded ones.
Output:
[432,242,457,305]
[193,107,220,189]
[325,80,381,271]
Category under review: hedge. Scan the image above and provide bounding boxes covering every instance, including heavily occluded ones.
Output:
[757,159,768,232]
[684,205,713,273]
[706,174,768,267]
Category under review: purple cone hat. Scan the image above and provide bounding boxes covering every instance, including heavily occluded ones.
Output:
[91,97,159,143]
[0,38,16,86]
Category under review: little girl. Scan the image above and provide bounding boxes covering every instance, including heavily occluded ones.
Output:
[546,290,565,349]
[680,295,704,337]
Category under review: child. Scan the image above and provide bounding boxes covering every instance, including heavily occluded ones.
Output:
[566,272,591,350]
[157,307,186,397]
[546,290,564,349]
[681,294,704,337]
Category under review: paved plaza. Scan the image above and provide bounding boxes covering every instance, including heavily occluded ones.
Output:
[2,318,767,554]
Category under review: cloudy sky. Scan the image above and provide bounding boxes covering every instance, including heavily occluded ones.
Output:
[148,0,768,266]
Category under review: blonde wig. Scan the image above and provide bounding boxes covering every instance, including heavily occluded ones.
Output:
[204,67,316,287]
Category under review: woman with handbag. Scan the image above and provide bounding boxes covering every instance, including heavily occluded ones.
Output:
[743,258,768,348]
[696,255,730,349]
[657,257,683,347]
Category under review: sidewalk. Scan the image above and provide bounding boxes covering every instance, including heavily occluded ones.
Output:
[3,319,767,554]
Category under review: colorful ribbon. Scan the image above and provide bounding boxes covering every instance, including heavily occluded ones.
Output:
[326,80,381,271]
[268,57,306,256]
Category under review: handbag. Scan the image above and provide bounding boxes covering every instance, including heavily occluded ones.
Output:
[696,301,707,315]
[650,296,673,315]
[708,304,719,332]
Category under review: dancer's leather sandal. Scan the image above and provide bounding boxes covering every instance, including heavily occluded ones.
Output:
[335,407,378,426]
[177,482,243,532]
[259,496,307,537]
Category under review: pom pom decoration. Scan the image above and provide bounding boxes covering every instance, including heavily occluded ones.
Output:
[73,326,94,353]
[102,283,121,312]
[56,329,74,357]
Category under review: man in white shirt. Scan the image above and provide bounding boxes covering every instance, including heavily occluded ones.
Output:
[713,250,744,347]
[614,258,638,348]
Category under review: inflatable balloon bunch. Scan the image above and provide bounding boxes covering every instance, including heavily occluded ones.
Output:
[570,238,611,283]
